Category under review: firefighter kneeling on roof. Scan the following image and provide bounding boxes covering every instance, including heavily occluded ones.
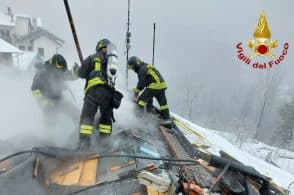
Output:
[75,39,123,150]
[127,56,170,121]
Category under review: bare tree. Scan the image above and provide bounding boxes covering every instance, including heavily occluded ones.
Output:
[185,85,198,120]
[254,70,283,141]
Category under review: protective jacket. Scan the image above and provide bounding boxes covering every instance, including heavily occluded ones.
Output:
[133,63,167,94]
[78,52,108,93]
[78,50,121,146]
[132,63,169,120]
[31,62,75,101]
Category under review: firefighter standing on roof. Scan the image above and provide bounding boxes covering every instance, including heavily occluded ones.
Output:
[128,56,170,120]
[76,39,123,149]
[31,54,80,126]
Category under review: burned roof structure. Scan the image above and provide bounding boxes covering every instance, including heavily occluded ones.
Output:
[0,114,288,195]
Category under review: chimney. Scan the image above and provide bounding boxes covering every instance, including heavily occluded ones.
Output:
[32,17,37,29]
[7,7,11,15]
[7,7,14,22]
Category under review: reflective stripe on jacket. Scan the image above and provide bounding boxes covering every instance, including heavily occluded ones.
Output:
[136,64,167,92]
[78,53,107,93]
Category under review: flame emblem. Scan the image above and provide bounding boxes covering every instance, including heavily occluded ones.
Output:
[248,11,278,58]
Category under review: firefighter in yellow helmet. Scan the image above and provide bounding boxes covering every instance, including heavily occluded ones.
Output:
[75,39,123,150]
[127,56,170,120]
[31,54,79,126]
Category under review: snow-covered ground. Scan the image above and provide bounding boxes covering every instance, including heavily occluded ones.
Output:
[217,131,294,175]
[172,113,294,194]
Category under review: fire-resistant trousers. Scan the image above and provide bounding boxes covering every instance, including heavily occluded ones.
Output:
[79,85,114,137]
[137,88,170,119]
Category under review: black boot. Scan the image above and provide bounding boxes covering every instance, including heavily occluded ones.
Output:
[157,115,173,128]
[78,134,91,151]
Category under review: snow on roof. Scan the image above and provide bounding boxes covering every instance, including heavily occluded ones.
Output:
[0,38,22,53]
[36,17,42,27]
[0,13,42,28]
[14,27,64,44]
[14,14,42,27]
[0,13,15,26]
[14,13,31,18]
[172,113,294,192]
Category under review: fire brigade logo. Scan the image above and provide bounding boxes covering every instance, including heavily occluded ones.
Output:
[236,11,289,69]
[248,11,278,58]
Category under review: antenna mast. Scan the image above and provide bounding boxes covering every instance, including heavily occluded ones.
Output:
[125,0,131,89]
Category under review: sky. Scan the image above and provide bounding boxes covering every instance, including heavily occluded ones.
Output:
[2,0,293,72]
[0,0,294,143]
[3,0,292,89]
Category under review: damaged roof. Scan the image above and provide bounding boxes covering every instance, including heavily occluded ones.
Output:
[0,115,289,195]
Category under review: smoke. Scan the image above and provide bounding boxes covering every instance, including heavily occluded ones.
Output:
[0,64,160,156]
[114,90,156,129]
[84,81,160,153]
[0,67,83,154]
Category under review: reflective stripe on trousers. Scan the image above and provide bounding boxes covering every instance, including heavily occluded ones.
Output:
[99,124,111,134]
[138,100,146,107]
[32,89,42,97]
[80,124,93,135]
[160,105,169,110]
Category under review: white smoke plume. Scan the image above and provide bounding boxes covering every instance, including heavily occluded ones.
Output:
[0,67,82,155]
[0,66,158,156]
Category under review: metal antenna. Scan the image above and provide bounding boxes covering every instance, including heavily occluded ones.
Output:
[152,22,156,66]
[125,0,131,89]
[63,0,83,64]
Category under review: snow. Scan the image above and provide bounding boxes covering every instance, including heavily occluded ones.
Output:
[36,17,42,27]
[0,13,42,27]
[0,13,14,26]
[0,38,22,53]
[14,14,42,27]
[172,113,294,193]
[217,131,294,175]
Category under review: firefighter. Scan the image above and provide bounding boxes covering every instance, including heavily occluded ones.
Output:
[31,54,79,126]
[127,56,170,120]
[76,39,123,150]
